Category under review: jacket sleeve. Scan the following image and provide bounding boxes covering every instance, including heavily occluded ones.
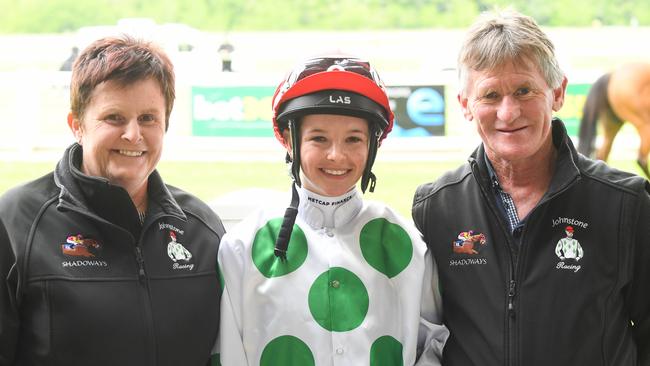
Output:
[0,218,19,365]
[629,186,650,365]
[215,233,249,366]
[415,250,449,366]
[411,185,429,244]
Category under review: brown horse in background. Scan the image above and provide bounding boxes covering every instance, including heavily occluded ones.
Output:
[578,63,650,178]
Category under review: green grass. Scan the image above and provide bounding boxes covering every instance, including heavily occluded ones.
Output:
[0,158,643,218]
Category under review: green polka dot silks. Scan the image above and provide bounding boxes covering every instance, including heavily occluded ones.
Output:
[216,187,448,365]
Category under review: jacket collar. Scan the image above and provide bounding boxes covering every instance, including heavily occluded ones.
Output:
[468,118,581,198]
[53,144,186,232]
[297,186,362,229]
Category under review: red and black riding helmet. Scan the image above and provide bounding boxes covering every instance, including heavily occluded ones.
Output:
[272,54,394,193]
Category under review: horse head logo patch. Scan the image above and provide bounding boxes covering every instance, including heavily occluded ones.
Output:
[452,230,487,255]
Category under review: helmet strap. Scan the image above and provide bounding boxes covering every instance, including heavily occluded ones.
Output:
[275,120,302,261]
[368,172,377,192]
[288,119,302,187]
[361,125,381,193]
[274,182,300,261]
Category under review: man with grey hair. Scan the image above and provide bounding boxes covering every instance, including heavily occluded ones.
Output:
[412,9,650,366]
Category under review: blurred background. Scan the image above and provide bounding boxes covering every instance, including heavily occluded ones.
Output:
[1,0,649,225]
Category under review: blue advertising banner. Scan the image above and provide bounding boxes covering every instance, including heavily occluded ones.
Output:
[387,85,445,136]
[191,84,446,137]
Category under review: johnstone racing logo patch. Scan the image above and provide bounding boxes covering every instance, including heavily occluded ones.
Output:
[166,231,194,271]
[450,230,488,266]
[554,225,584,273]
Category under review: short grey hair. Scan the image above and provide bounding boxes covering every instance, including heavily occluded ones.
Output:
[458,9,564,93]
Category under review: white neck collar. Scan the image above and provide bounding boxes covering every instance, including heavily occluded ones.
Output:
[297,186,362,229]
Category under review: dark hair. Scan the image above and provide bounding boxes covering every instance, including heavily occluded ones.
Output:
[69,35,175,130]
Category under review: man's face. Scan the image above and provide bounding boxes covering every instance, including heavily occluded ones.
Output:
[458,60,567,164]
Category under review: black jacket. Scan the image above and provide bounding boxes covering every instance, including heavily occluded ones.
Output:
[412,120,650,366]
[0,144,225,366]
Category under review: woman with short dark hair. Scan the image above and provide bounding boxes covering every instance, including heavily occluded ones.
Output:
[0,36,225,366]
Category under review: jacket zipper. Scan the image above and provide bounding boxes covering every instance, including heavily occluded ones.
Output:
[508,280,517,315]
[480,162,580,366]
[470,160,519,366]
[135,246,146,279]
[135,212,173,366]
[507,277,517,366]
[135,223,159,366]
[504,228,520,365]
